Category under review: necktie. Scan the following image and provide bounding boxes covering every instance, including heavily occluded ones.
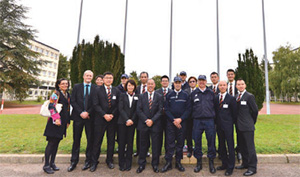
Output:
[219,94,223,108]
[142,85,146,94]
[107,86,111,108]
[229,83,233,96]
[149,93,153,110]
[213,86,216,93]
[84,85,89,111]
[163,88,167,97]
[237,93,242,102]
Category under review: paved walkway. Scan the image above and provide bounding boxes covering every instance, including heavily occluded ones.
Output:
[0,163,299,177]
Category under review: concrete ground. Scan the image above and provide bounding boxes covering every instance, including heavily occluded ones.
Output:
[0,163,299,177]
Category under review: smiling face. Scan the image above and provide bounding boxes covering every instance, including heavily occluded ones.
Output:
[140,73,148,85]
[121,77,128,85]
[174,81,182,91]
[180,75,187,82]
[103,74,114,86]
[227,71,235,82]
[236,80,246,92]
[210,74,219,85]
[188,78,197,88]
[161,78,169,88]
[59,80,69,91]
[127,82,135,94]
[147,79,155,92]
[198,79,207,90]
[218,80,227,94]
[95,77,103,86]
[83,71,93,84]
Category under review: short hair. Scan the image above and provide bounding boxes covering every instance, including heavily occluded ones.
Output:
[161,75,169,81]
[139,71,149,78]
[210,72,219,76]
[227,69,235,74]
[236,78,244,82]
[188,76,197,83]
[83,70,93,76]
[95,75,103,80]
[124,79,137,92]
[103,71,114,77]
[55,78,70,91]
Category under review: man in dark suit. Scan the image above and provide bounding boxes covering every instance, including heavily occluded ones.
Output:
[134,71,150,157]
[209,72,220,95]
[90,72,120,172]
[155,75,172,157]
[184,76,197,158]
[136,79,163,173]
[68,70,96,172]
[214,81,237,176]
[226,69,241,163]
[234,79,258,176]
[161,76,191,173]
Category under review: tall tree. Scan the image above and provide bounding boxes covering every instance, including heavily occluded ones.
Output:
[152,75,162,89]
[235,49,265,110]
[57,54,70,79]
[129,71,139,85]
[0,0,44,101]
[270,45,300,102]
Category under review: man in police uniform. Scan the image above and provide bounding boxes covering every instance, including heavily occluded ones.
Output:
[161,77,191,173]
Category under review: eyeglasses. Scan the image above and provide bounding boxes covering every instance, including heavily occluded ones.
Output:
[189,81,196,83]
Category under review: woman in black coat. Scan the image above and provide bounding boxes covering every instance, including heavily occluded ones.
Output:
[118,79,139,171]
[43,78,71,174]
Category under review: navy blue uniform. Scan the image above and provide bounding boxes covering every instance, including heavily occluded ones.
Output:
[164,90,191,162]
[190,87,216,160]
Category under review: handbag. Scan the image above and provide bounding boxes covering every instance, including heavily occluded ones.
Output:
[40,91,63,117]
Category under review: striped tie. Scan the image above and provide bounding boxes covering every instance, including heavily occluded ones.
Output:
[219,94,223,108]
[107,86,111,108]
[142,85,146,94]
[163,88,167,97]
[237,93,242,102]
[229,83,233,96]
[149,93,153,110]
[213,86,216,93]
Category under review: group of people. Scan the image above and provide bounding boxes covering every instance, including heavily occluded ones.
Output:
[42,69,258,176]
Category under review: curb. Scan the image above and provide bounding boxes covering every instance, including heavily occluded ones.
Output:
[0,154,299,164]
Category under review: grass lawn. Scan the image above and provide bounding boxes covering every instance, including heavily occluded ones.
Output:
[0,114,299,154]
[4,101,43,107]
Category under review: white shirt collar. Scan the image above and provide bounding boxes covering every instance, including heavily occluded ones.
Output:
[199,87,206,92]
[175,89,181,94]
[219,92,227,99]
[238,89,246,96]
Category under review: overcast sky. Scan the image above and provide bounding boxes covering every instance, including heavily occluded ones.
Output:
[22,0,300,82]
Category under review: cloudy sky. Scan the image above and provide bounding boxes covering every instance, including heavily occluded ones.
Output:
[22,0,300,82]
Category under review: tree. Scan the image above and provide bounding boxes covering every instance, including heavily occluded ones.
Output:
[152,75,162,90]
[270,45,300,102]
[235,49,265,110]
[0,0,44,101]
[129,71,139,85]
[57,54,70,79]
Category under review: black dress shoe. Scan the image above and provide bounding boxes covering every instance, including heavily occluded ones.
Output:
[133,152,139,157]
[136,166,145,173]
[235,165,248,169]
[67,163,77,172]
[82,162,91,170]
[50,163,60,171]
[107,162,114,169]
[217,165,227,170]
[89,164,97,172]
[161,161,172,173]
[153,166,159,173]
[209,159,216,174]
[194,159,202,173]
[225,168,233,176]
[43,165,54,174]
[147,152,150,157]
[243,170,256,176]
[175,161,185,172]
[119,167,126,171]
[126,167,131,171]
[187,152,192,158]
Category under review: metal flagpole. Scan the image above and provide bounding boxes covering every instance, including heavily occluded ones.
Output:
[216,0,220,76]
[169,0,173,85]
[77,0,84,45]
[261,0,271,114]
[123,0,129,56]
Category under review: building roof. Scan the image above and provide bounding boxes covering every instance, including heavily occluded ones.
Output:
[32,39,59,52]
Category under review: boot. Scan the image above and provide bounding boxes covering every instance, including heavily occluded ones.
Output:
[194,158,202,173]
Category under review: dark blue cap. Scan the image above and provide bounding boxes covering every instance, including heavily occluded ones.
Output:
[174,76,182,82]
[198,75,207,80]
[121,74,129,79]
[179,71,187,76]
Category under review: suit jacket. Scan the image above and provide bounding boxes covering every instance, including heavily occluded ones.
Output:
[71,83,96,121]
[235,91,258,131]
[118,92,139,124]
[214,93,237,131]
[136,91,163,132]
[155,87,172,102]
[208,85,220,95]
[184,87,197,96]
[93,85,120,125]
[135,84,147,95]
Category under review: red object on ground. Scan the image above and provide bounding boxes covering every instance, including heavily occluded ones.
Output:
[259,103,300,115]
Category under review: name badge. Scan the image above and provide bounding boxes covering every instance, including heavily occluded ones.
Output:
[134,96,139,100]
[241,101,247,105]
[194,98,199,102]
[112,96,117,100]
[223,104,228,108]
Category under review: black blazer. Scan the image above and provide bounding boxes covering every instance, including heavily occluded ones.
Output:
[135,84,147,95]
[93,85,120,125]
[136,92,163,132]
[214,93,237,131]
[235,91,258,131]
[71,83,96,121]
[208,85,220,95]
[44,90,71,139]
[118,93,139,124]
[155,87,172,102]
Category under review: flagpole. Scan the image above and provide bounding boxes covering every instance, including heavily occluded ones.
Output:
[77,0,84,45]
[123,0,129,56]
[169,0,173,85]
[216,0,220,76]
[262,0,271,114]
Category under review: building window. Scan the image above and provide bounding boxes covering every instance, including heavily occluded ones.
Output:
[52,72,55,77]
[54,63,57,69]
[55,54,58,59]
[40,91,44,95]
[42,71,46,76]
[35,46,38,52]
[48,71,51,77]
[40,48,43,53]
[29,91,33,95]
[51,52,54,57]
[34,91,38,95]
[49,62,52,68]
